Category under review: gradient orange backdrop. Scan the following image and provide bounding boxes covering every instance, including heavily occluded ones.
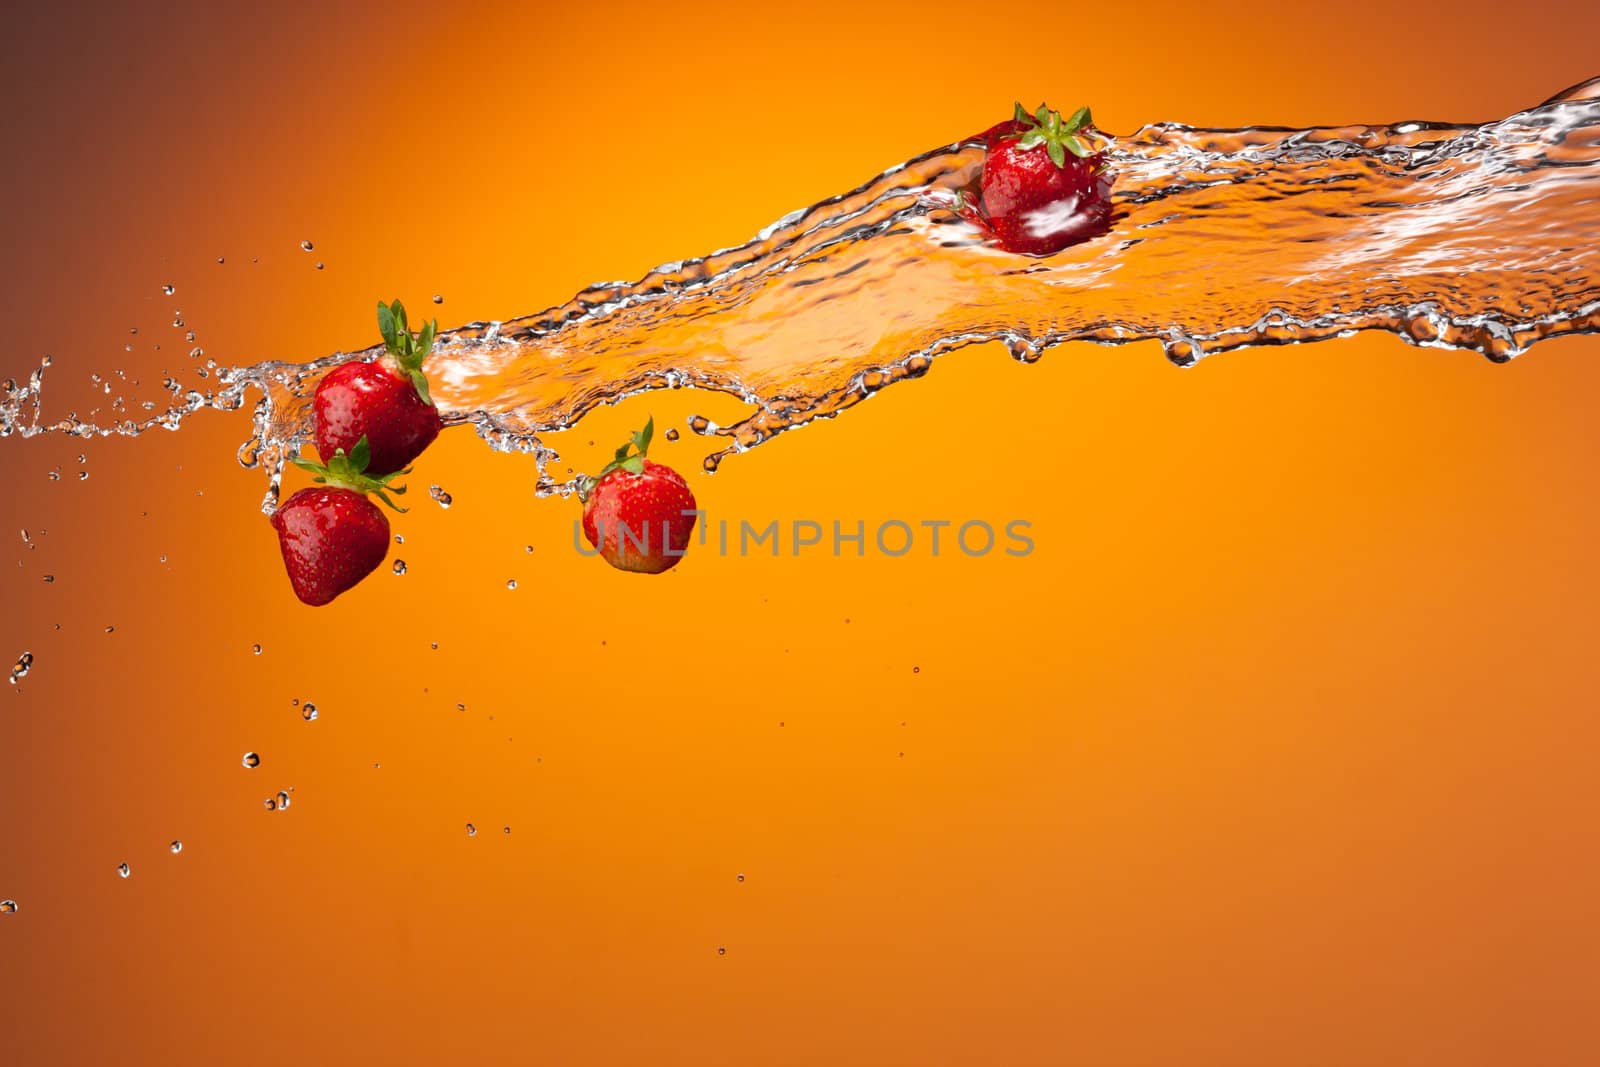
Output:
[4,2,1599,1064]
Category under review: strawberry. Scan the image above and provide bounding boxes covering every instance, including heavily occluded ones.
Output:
[578,417,698,574]
[314,299,443,476]
[979,102,1111,256]
[274,436,408,605]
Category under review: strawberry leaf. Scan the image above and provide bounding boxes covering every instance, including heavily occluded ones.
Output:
[376,302,398,350]
[579,415,660,500]
[410,369,433,408]
[1003,101,1098,171]
[375,298,439,407]
[287,435,410,512]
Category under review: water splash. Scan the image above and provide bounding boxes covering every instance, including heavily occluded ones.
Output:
[5,79,1599,513]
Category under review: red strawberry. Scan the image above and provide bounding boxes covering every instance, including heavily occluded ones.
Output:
[579,417,698,574]
[979,102,1111,256]
[314,299,443,476]
[274,436,408,605]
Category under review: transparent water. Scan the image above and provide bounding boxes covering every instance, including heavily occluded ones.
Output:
[5,77,1598,513]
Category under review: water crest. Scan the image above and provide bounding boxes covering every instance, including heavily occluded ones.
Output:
[4,79,1598,512]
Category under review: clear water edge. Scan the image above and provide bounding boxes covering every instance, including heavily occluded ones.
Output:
[4,76,1598,514]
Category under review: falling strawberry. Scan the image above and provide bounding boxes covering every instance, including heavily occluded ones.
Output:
[314,299,443,476]
[978,102,1111,256]
[579,417,698,574]
[274,436,407,606]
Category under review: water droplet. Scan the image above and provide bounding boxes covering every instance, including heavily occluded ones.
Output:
[169,840,183,854]
[392,559,407,576]
[117,863,130,879]
[736,873,745,883]
[10,651,33,684]
[394,534,404,544]
[664,427,680,442]
[41,575,54,584]
[432,294,444,304]
[430,642,438,650]
[47,471,60,481]
[242,752,260,769]
[912,666,920,674]
[506,579,517,590]
[216,257,225,264]
[456,702,466,711]
[466,823,477,837]
[502,826,511,835]
[300,240,314,251]
[103,625,114,633]
[429,485,452,508]
[524,545,533,553]
[717,946,727,956]
[172,318,184,328]
[276,790,291,810]
[263,797,276,811]
[161,284,175,295]
[251,643,262,655]
[78,472,89,481]
[315,262,324,271]
[302,703,319,722]
[0,900,16,914]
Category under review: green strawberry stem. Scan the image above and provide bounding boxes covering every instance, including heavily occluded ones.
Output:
[576,416,655,502]
[376,298,439,407]
[290,434,411,512]
[1009,101,1095,168]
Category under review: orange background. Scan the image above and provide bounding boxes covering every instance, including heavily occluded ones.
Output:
[4,2,1600,1064]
